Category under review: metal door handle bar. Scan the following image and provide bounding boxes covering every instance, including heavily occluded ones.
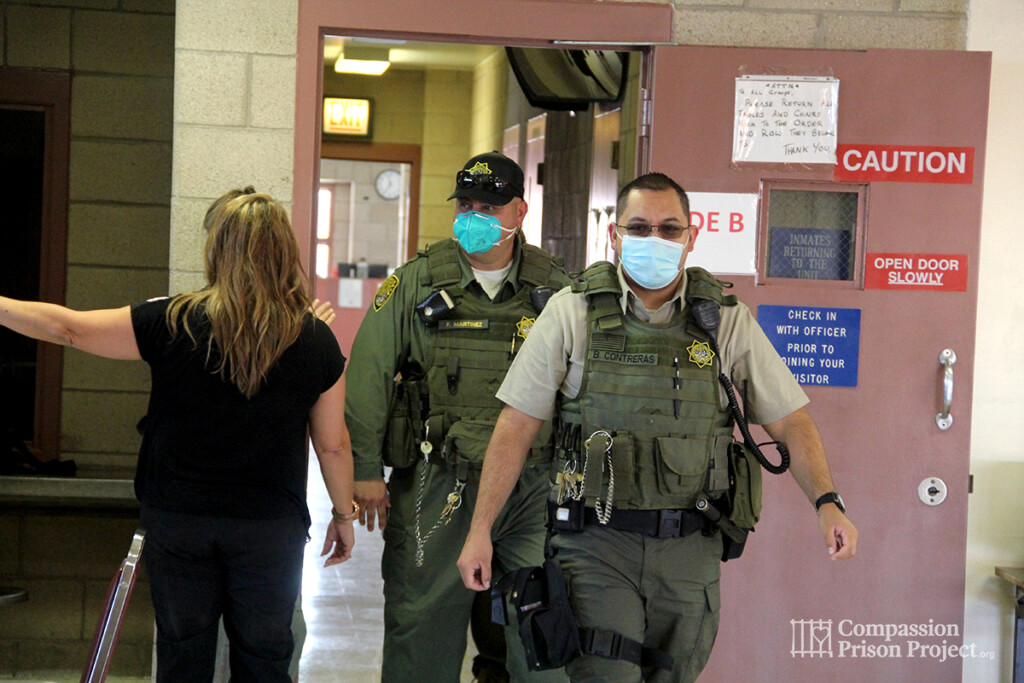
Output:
[936,349,956,430]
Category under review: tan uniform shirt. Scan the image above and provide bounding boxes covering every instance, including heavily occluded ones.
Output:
[496,265,808,425]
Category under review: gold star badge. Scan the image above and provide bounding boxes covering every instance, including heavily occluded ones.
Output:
[686,340,715,368]
[467,161,492,175]
[516,316,535,339]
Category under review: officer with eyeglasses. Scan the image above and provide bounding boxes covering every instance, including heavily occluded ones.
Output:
[345,152,570,682]
[458,172,858,682]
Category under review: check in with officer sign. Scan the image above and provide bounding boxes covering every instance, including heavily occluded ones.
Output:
[758,305,861,387]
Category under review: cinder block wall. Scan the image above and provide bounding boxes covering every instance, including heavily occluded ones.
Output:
[0,509,153,676]
[470,48,507,157]
[170,0,300,294]
[670,0,966,49]
[420,70,474,246]
[1,0,172,675]
[1,0,175,471]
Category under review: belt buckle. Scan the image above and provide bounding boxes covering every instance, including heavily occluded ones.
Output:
[656,509,683,538]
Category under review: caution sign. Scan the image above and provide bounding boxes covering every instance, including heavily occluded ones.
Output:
[759,305,861,387]
[865,253,968,292]
[834,144,974,184]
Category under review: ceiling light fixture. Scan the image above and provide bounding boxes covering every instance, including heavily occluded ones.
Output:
[335,46,391,75]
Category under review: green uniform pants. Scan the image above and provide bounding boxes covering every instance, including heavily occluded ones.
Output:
[381,460,568,683]
[552,524,722,683]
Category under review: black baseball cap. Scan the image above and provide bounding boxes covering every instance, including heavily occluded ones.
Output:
[447,151,525,206]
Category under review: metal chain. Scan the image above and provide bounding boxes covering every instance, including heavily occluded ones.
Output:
[413,426,466,567]
[583,430,614,524]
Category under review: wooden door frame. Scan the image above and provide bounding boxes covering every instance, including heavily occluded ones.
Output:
[0,67,70,461]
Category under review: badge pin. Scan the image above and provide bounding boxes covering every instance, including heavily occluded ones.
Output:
[686,340,716,368]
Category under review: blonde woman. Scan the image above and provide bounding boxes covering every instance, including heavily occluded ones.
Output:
[0,190,355,681]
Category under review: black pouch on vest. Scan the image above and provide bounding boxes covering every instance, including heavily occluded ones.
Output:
[493,558,581,670]
[549,498,584,532]
[721,526,749,561]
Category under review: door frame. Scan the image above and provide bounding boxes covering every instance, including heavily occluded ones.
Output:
[0,67,70,461]
[320,141,421,260]
[291,0,672,270]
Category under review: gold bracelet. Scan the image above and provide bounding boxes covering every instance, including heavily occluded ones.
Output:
[331,502,359,523]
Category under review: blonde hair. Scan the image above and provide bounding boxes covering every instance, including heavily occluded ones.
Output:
[167,191,311,398]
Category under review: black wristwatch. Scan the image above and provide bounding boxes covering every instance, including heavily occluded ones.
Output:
[814,492,845,514]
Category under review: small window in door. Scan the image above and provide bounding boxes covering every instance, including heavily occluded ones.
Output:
[757,180,867,288]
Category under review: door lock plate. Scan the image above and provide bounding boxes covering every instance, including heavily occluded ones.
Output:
[918,477,948,506]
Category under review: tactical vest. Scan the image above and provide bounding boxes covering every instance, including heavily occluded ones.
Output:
[416,238,564,473]
[558,263,737,510]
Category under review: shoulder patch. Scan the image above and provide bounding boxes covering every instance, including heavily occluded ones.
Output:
[373,274,400,312]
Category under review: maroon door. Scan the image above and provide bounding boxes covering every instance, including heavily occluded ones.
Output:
[645,46,990,680]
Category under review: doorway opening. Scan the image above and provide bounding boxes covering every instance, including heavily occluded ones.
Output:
[314,34,645,276]
[0,68,70,462]
[0,108,45,447]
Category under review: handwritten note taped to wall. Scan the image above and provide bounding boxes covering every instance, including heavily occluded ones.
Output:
[733,75,839,165]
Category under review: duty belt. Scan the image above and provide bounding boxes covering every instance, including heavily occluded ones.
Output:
[583,507,705,538]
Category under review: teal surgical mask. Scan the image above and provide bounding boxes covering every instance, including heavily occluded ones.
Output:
[620,234,686,290]
[453,211,516,254]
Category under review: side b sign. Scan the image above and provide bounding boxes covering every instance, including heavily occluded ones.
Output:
[685,193,759,275]
[866,253,968,292]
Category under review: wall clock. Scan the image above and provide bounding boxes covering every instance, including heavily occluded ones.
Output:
[375,169,401,200]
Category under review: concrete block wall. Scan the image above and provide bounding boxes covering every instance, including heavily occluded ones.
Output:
[1,0,174,471]
[420,70,473,247]
[322,68,427,146]
[670,0,967,49]
[320,159,404,271]
[0,510,153,677]
[470,48,507,157]
[170,0,300,295]
[1,0,171,674]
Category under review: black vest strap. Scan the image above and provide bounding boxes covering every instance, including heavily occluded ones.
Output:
[578,626,675,672]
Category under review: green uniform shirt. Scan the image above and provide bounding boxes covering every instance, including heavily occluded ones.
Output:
[345,236,571,481]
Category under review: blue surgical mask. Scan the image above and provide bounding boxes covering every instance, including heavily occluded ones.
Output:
[620,234,686,290]
[453,211,516,254]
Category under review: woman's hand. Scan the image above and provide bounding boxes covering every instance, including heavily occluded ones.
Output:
[311,299,336,326]
[321,519,355,567]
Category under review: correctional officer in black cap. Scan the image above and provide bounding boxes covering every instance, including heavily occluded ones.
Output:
[345,152,570,682]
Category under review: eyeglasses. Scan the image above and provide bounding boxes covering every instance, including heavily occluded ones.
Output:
[455,170,513,193]
[614,222,690,239]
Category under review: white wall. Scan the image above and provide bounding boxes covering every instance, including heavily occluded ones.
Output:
[964,0,1024,680]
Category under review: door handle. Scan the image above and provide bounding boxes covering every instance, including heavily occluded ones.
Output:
[935,348,956,430]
